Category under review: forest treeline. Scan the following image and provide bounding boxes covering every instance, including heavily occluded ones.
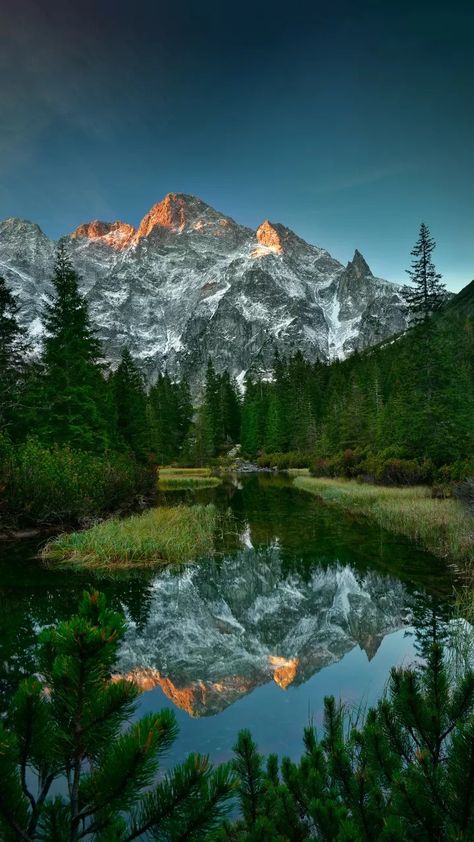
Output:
[1,225,472,525]
[241,307,474,483]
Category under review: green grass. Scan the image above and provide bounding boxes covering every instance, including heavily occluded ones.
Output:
[294,476,474,568]
[41,504,219,570]
[158,466,222,490]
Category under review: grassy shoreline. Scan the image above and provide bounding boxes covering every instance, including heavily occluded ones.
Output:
[41,504,218,570]
[158,466,222,490]
[294,476,474,569]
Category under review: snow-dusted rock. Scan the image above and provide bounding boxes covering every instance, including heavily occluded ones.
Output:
[115,548,411,717]
[0,193,408,384]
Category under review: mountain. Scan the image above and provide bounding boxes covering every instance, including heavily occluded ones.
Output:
[0,193,408,384]
[113,547,411,717]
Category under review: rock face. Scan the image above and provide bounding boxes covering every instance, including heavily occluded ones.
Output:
[115,547,412,717]
[0,193,408,384]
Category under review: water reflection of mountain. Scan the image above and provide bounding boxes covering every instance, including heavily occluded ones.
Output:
[116,546,414,717]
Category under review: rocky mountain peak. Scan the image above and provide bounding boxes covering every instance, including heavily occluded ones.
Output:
[256,220,286,254]
[71,220,136,249]
[0,194,408,382]
[0,218,46,238]
[135,193,236,240]
[347,249,373,278]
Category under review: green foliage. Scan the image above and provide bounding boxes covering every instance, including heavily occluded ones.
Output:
[111,349,150,461]
[241,298,474,473]
[0,591,235,841]
[148,373,193,463]
[224,643,474,841]
[256,451,312,470]
[38,243,111,452]
[0,275,28,434]
[0,434,153,527]
[405,223,447,323]
[182,361,240,464]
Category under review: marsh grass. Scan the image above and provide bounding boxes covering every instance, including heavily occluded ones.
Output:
[41,504,219,570]
[158,466,222,490]
[294,476,474,568]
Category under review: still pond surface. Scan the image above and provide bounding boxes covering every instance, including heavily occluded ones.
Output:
[0,474,456,768]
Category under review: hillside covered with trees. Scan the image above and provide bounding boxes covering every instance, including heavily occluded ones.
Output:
[1,225,472,528]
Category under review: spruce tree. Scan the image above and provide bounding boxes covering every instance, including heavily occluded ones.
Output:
[0,591,235,841]
[405,223,447,322]
[0,276,27,433]
[149,373,193,463]
[40,243,109,452]
[112,348,149,460]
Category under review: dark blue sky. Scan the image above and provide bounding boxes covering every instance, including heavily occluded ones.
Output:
[1,0,473,290]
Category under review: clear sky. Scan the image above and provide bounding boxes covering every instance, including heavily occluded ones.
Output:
[1,0,473,291]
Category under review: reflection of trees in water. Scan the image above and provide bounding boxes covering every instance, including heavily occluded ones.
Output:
[0,549,156,714]
[0,475,457,716]
[410,590,454,660]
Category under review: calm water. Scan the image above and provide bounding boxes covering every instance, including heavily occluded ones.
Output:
[0,474,456,767]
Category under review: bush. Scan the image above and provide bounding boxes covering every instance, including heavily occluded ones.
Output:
[310,450,435,486]
[223,644,474,841]
[256,451,312,470]
[0,434,155,528]
[373,457,434,486]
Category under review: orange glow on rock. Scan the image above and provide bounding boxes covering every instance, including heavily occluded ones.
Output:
[71,220,136,250]
[256,220,285,254]
[111,668,256,717]
[268,655,300,689]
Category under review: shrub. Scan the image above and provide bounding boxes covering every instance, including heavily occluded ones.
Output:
[374,457,434,486]
[310,450,435,486]
[223,644,474,841]
[257,452,312,470]
[0,435,155,528]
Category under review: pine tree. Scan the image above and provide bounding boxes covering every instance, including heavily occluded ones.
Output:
[148,373,193,463]
[40,243,110,452]
[0,276,27,433]
[112,348,149,460]
[0,591,235,841]
[405,223,447,322]
[221,642,474,841]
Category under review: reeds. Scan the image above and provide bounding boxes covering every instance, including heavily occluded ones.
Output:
[42,504,218,570]
[158,466,222,490]
[294,476,474,568]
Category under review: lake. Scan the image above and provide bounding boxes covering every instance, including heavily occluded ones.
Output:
[0,474,456,769]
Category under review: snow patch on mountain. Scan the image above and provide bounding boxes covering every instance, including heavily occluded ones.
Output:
[0,194,409,384]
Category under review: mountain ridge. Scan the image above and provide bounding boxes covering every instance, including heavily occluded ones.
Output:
[0,194,409,384]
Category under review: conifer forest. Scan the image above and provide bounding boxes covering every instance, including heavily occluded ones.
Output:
[1,2,474,838]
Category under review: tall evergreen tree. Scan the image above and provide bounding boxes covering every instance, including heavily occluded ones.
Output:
[0,276,26,433]
[405,223,447,322]
[40,243,110,452]
[111,349,149,461]
[149,373,193,463]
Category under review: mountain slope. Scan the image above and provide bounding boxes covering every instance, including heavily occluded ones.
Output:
[0,193,408,383]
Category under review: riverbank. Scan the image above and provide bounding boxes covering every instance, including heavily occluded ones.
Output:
[41,504,218,570]
[293,476,474,570]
